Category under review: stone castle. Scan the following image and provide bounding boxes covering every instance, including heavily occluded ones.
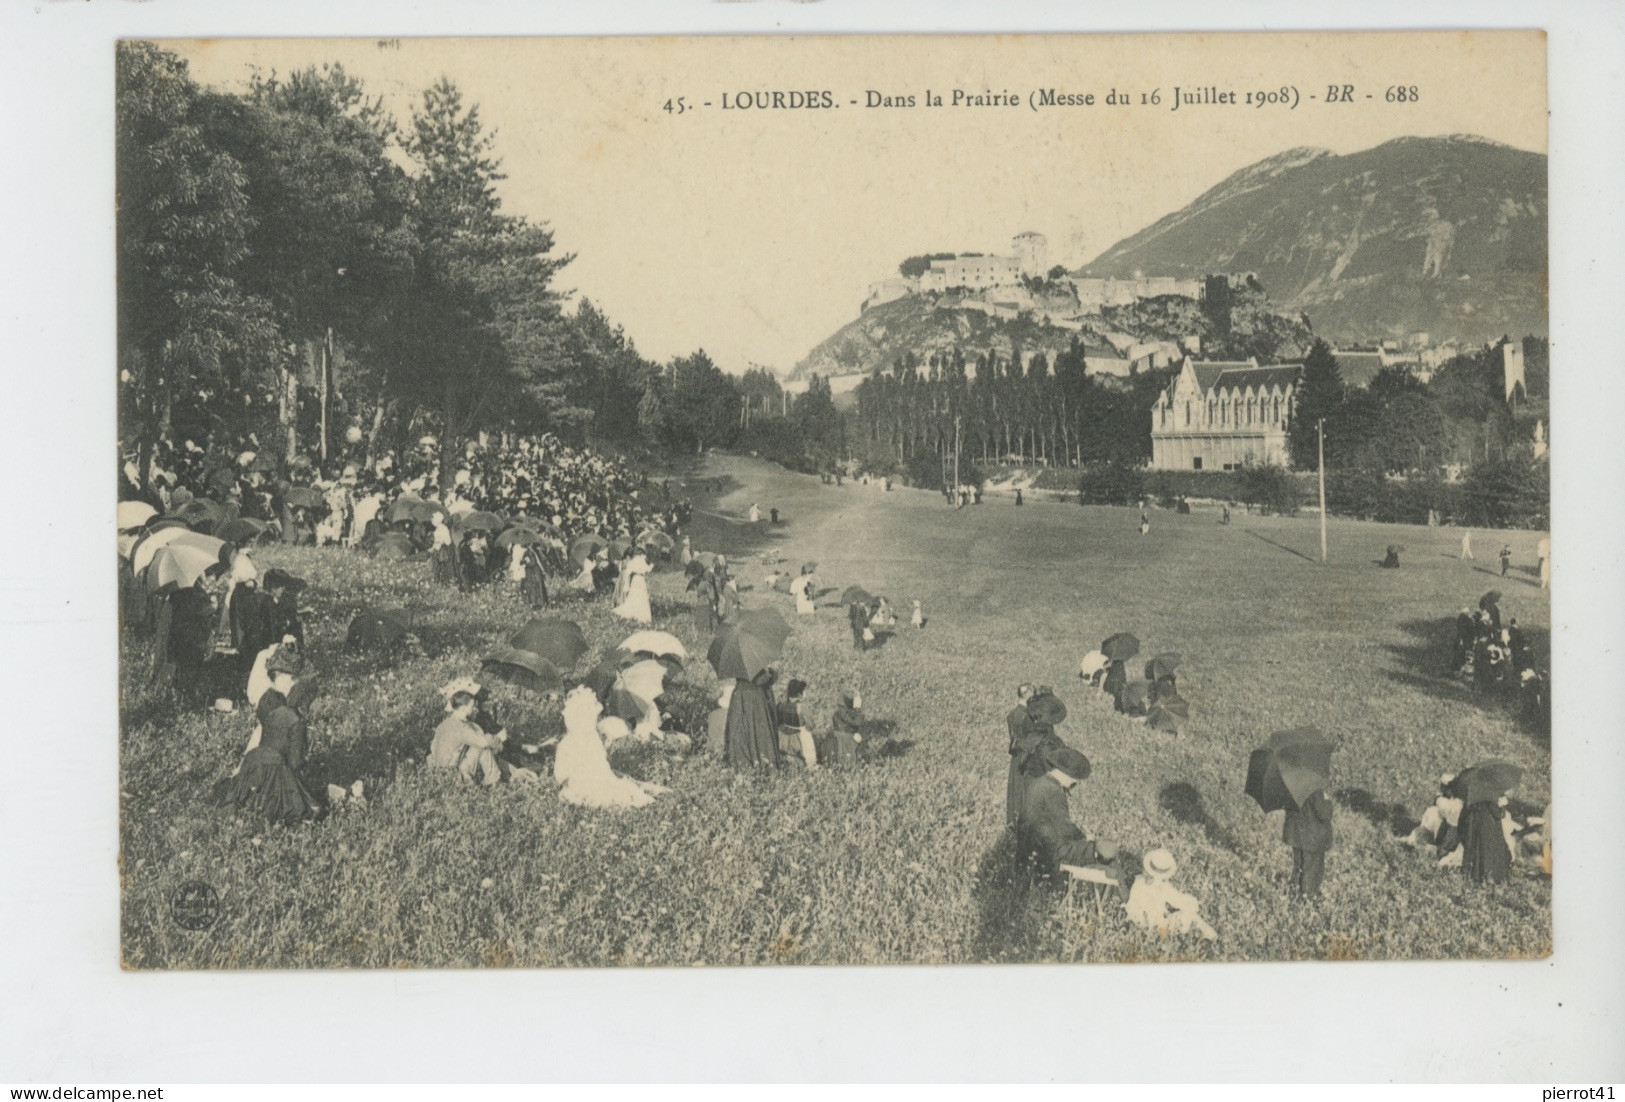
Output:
[864,232,1205,312]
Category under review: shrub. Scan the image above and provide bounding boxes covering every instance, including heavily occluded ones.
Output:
[1239,462,1300,516]
[1077,461,1144,506]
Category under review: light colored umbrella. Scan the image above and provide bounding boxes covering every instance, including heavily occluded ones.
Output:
[117,501,157,531]
[142,534,226,592]
[131,524,207,573]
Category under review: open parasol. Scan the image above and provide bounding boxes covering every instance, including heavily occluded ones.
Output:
[345,607,412,650]
[569,535,609,566]
[282,486,324,510]
[618,630,687,660]
[455,510,506,533]
[1147,652,1181,681]
[840,585,874,606]
[117,500,158,531]
[495,526,544,550]
[1448,760,1524,807]
[707,608,791,682]
[142,533,226,592]
[480,645,564,695]
[509,618,589,671]
[1101,632,1141,661]
[1245,727,1336,813]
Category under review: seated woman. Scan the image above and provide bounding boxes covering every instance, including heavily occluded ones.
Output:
[1399,774,1464,854]
[776,678,818,769]
[1125,849,1217,940]
[429,689,505,786]
[212,648,321,824]
[554,686,670,809]
[819,689,865,767]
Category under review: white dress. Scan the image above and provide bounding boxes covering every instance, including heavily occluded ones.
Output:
[612,554,653,624]
[791,574,816,615]
[553,689,668,809]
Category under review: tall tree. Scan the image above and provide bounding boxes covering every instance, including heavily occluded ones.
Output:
[393,79,570,487]
[662,350,741,454]
[1287,339,1345,468]
[116,42,278,487]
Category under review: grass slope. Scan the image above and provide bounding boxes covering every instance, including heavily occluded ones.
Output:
[120,455,1550,968]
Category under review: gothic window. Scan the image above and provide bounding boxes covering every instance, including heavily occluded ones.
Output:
[1272,395,1281,423]
[1185,401,1191,427]
[1247,397,1256,424]
[1207,399,1216,424]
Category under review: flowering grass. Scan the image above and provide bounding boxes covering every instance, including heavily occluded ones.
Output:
[119,455,1550,968]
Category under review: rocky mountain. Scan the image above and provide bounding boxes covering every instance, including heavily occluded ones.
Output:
[1079,135,1547,344]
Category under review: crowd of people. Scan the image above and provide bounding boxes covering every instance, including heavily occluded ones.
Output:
[1452,594,1548,730]
[121,429,1550,950]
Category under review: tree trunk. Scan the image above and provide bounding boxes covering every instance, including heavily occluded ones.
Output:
[281,366,299,463]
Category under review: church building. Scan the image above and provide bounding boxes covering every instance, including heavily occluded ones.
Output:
[1150,357,1302,471]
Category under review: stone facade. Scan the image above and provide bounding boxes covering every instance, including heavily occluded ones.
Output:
[1150,357,1301,471]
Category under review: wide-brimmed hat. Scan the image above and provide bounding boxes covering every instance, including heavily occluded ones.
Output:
[1044,745,1091,783]
[1143,848,1178,879]
[264,648,305,677]
[786,678,807,698]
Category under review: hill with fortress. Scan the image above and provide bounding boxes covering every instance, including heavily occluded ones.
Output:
[789,135,1546,388]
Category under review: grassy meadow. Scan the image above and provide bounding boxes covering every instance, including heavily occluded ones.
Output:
[119,454,1551,968]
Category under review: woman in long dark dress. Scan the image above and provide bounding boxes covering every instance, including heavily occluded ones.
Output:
[724,668,782,769]
[1459,798,1513,883]
[212,650,320,824]
[1008,688,1067,827]
[520,544,550,609]
[1103,659,1129,712]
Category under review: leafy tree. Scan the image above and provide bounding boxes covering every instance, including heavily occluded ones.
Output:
[116,42,279,487]
[793,374,843,467]
[391,79,570,487]
[1287,339,1344,468]
[662,350,740,454]
[898,253,956,279]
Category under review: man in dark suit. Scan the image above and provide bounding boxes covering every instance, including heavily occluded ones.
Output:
[1283,789,1334,899]
[1016,745,1100,877]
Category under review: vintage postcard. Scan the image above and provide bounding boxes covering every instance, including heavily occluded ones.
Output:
[116,31,1550,969]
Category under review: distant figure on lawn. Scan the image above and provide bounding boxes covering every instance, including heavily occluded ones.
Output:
[1007,685,1066,828]
[748,503,762,523]
[777,678,818,769]
[1015,488,1024,506]
[1460,529,1475,560]
[1381,545,1401,568]
[1537,536,1551,589]
[819,689,865,767]
[1499,544,1513,578]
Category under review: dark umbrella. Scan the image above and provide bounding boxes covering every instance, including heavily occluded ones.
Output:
[607,536,634,560]
[1147,652,1181,681]
[481,645,564,695]
[408,501,443,524]
[384,496,425,523]
[1146,692,1190,733]
[496,527,544,550]
[840,585,874,606]
[569,535,609,565]
[345,607,412,650]
[1120,680,1151,715]
[456,510,505,533]
[1101,632,1141,661]
[169,498,227,535]
[707,609,791,682]
[1448,760,1524,807]
[283,486,324,509]
[1386,544,1406,555]
[509,618,589,671]
[1245,727,1336,813]
[249,453,278,473]
[216,517,270,545]
[371,531,414,560]
[207,467,238,496]
[1026,692,1068,726]
[1479,590,1504,611]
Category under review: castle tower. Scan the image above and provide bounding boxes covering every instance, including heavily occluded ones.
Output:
[1502,341,1526,400]
[1012,231,1048,278]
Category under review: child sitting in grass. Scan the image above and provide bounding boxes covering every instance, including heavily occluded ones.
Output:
[1125,848,1217,940]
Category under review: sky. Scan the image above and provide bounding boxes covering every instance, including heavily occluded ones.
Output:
[169,33,1546,376]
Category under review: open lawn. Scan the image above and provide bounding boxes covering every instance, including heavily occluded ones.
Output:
[120,454,1551,967]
